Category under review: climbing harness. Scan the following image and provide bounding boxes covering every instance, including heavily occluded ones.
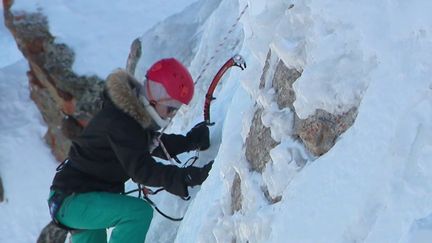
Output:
[125,185,185,221]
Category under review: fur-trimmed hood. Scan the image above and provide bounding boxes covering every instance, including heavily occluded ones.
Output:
[105,69,153,128]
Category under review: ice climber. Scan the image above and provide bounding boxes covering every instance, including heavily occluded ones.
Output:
[47,58,213,242]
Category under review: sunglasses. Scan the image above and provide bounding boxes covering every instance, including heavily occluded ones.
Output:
[165,105,179,114]
[150,99,181,116]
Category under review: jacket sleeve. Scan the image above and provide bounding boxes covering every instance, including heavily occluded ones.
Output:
[107,119,188,197]
[151,133,192,159]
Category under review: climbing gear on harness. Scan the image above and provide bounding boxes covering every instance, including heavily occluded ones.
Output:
[56,158,70,172]
[48,190,76,231]
[124,185,186,221]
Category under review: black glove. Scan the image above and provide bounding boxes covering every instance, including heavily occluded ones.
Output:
[167,161,213,198]
[184,160,214,187]
[186,122,210,151]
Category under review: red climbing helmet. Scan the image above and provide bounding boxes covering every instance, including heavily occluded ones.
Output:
[146,58,194,105]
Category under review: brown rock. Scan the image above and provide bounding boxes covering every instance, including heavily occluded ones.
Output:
[294,108,357,156]
[267,54,357,157]
[4,5,104,161]
[245,108,279,173]
[126,38,142,75]
[61,115,84,140]
[27,37,45,54]
[259,49,273,89]
[272,60,301,110]
[44,128,71,162]
[3,0,13,10]
[37,221,68,243]
[27,70,45,88]
[231,172,242,214]
[62,98,76,115]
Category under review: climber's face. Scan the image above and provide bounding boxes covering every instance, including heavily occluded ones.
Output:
[154,102,181,119]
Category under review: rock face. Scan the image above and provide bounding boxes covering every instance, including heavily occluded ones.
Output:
[237,49,358,211]
[230,172,242,213]
[270,55,358,156]
[264,50,357,157]
[126,38,142,76]
[245,108,279,173]
[0,177,4,202]
[245,50,281,175]
[3,2,104,161]
[294,108,357,156]
[272,60,301,110]
[36,221,68,243]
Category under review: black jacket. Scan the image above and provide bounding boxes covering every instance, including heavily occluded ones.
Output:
[51,70,194,197]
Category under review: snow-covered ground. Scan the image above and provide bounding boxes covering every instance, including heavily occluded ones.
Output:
[1,0,432,242]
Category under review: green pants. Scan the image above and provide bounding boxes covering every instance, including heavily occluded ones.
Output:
[54,191,153,243]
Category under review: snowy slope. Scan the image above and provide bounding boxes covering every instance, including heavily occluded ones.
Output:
[1,0,432,243]
[0,60,58,242]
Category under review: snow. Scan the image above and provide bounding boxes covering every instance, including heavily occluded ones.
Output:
[1,0,432,242]
[0,59,58,241]
[0,10,21,68]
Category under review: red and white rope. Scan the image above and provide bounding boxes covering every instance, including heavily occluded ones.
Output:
[194,4,249,84]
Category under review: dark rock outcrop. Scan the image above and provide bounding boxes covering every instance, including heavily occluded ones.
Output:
[267,50,357,156]
[3,2,104,161]
[272,60,301,110]
[245,108,279,173]
[36,221,68,243]
[126,38,142,76]
[241,48,358,209]
[246,50,280,174]
[230,172,242,213]
[294,108,358,156]
[0,176,4,202]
